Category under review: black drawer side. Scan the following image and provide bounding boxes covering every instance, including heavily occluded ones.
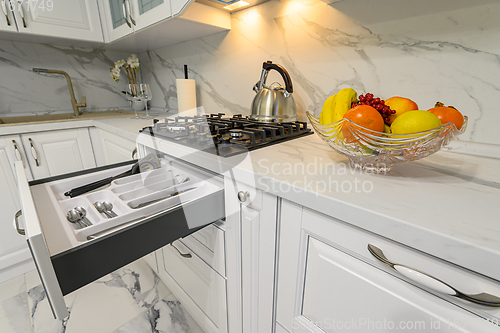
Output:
[51,190,225,295]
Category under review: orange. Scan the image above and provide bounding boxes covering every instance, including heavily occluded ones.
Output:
[385,96,419,124]
[428,106,464,130]
[342,105,385,143]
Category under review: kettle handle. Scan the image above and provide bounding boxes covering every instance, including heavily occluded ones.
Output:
[261,61,294,94]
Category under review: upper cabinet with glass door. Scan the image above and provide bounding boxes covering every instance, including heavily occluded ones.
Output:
[132,0,172,31]
[99,0,176,42]
[9,0,103,42]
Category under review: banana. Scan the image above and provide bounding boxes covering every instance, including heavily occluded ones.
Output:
[320,94,337,125]
[331,88,357,123]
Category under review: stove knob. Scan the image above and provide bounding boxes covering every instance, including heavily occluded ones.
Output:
[237,191,250,203]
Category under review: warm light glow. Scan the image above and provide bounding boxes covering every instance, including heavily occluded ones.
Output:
[242,10,261,24]
[224,0,249,11]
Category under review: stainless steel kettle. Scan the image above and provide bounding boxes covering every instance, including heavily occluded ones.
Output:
[250,61,297,123]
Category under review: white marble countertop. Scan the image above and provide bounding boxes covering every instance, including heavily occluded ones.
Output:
[91,116,500,281]
[7,115,499,281]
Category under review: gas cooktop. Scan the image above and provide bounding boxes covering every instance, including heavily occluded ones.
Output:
[140,113,312,157]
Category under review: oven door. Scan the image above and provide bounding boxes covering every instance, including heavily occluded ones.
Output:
[14,157,224,319]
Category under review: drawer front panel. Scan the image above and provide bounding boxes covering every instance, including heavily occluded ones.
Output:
[302,237,499,333]
[182,224,226,276]
[301,208,500,321]
[162,241,227,332]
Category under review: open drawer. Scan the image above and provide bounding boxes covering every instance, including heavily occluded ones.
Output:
[14,157,225,319]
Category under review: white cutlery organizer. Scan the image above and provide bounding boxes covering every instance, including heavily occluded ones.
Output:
[32,161,222,252]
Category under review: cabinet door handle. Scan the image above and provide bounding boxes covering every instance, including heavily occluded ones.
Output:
[122,0,131,28]
[17,0,26,28]
[28,138,40,166]
[132,147,137,159]
[1,0,11,26]
[12,140,24,167]
[126,0,136,26]
[368,244,500,307]
[170,242,192,258]
[14,210,25,235]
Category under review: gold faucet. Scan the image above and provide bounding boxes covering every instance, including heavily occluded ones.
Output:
[32,68,86,117]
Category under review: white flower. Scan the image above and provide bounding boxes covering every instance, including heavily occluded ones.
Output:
[127,54,139,68]
[111,67,121,82]
[115,59,125,68]
[129,59,139,69]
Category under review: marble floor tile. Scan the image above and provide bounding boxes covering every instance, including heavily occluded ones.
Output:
[25,269,42,291]
[0,274,26,303]
[113,294,205,333]
[0,293,31,333]
[27,259,172,333]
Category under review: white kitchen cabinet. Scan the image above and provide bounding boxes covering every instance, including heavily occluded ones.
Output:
[240,192,279,333]
[99,0,175,42]
[160,238,228,333]
[0,0,18,32]
[0,135,34,283]
[10,0,103,42]
[89,128,137,166]
[21,128,96,179]
[98,0,135,41]
[276,200,500,333]
[130,0,173,31]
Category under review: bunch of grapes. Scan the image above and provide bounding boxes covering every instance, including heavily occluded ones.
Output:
[351,93,396,123]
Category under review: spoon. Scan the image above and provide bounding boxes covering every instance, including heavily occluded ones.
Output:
[94,201,113,218]
[368,244,500,307]
[66,209,84,229]
[75,207,92,226]
[103,201,118,217]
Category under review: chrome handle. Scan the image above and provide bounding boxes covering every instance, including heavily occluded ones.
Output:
[122,0,131,28]
[28,138,40,166]
[170,242,192,258]
[12,140,24,167]
[368,244,500,307]
[126,0,136,26]
[14,210,25,235]
[1,0,10,26]
[17,0,26,28]
[132,147,137,159]
[237,191,250,203]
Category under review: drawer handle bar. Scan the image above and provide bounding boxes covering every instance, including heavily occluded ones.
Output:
[1,0,10,26]
[28,138,40,166]
[14,210,25,235]
[126,0,136,26]
[17,0,26,28]
[368,244,500,307]
[12,140,24,167]
[170,242,192,258]
[122,0,131,28]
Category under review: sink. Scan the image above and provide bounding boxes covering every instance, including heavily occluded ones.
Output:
[0,110,140,126]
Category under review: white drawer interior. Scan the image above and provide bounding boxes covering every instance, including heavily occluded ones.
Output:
[30,160,223,256]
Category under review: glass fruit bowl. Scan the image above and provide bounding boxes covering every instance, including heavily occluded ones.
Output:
[306,111,468,173]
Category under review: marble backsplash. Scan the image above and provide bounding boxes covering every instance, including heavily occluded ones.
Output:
[0,42,132,116]
[139,0,500,145]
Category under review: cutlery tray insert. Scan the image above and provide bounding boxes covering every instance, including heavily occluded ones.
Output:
[32,161,220,250]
